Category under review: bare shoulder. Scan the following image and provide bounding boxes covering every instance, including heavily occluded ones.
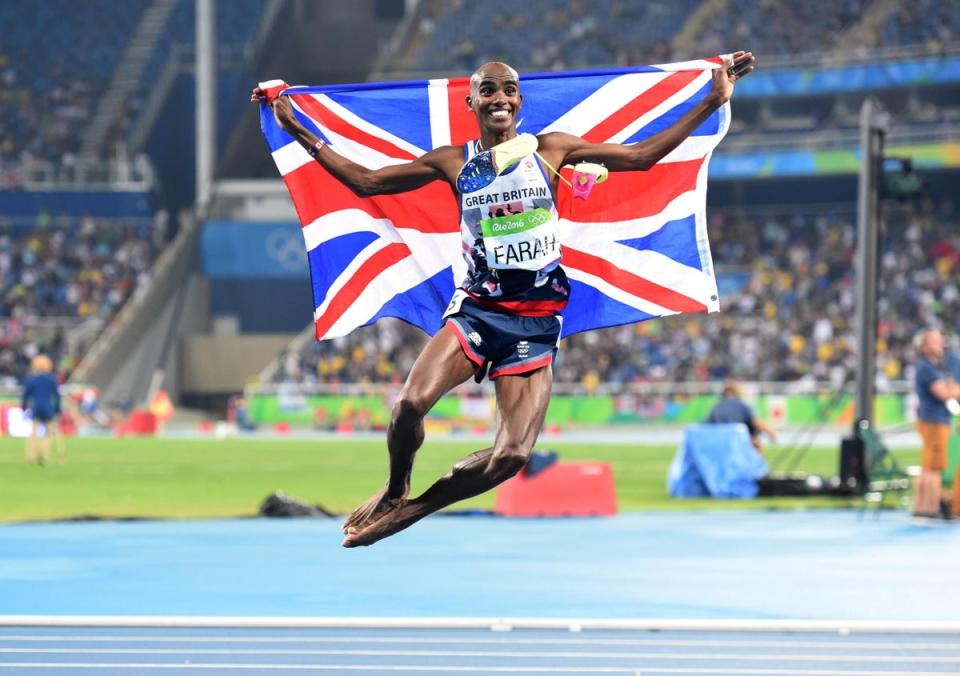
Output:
[422,144,465,164]
[420,143,467,179]
[537,131,584,152]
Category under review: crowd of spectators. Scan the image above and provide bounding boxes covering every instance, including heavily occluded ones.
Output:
[413,0,693,74]
[0,0,265,186]
[0,215,161,387]
[0,1,148,175]
[693,0,872,63]
[875,0,960,55]
[556,200,958,389]
[405,0,955,75]
[270,200,959,390]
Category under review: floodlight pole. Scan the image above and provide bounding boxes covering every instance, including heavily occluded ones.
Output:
[196,0,216,215]
[853,98,886,432]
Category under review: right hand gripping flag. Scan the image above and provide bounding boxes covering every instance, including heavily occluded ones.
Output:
[260,58,729,340]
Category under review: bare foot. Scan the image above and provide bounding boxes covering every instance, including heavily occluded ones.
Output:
[342,498,425,548]
[341,485,406,534]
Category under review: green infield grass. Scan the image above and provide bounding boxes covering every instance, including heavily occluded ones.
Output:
[0,436,919,522]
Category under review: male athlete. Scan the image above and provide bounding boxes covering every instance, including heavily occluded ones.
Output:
[252,52,754,546]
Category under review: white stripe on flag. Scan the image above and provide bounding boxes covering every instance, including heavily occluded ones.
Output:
[314,93,427,158]
[606,71,713,144]
[693,138,722,296]
[302,210,403,251]
[287,99,408,171]
[322,253,452,339]
[272,140,312,176]
[312,235,400,321]
[561,190,701,244]
[428,79,451,149]
[653,58,725,71]
[597,245,717,307]
[540,71,672,137]
[563,265,674,318]
[303,209,464,285]
[659,133,726,164]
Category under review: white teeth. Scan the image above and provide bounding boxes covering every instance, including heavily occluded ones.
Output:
[491,110,509,118]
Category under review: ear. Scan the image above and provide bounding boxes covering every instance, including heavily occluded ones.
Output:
[465,94,473,111]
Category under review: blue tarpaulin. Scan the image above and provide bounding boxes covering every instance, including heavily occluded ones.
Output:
[668,423,769,498]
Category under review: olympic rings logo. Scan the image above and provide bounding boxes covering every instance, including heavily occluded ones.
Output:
[265,228,306,272]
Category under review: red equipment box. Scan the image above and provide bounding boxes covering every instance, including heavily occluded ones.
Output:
[494,461,617,517]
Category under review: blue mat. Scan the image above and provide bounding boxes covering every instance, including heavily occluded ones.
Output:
[1,512,958,620]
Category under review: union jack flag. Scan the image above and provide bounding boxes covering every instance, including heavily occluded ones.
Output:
[260,58,729,340]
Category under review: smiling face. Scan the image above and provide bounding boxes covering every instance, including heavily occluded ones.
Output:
[467,62,522,136]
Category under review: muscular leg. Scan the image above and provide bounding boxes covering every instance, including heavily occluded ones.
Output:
[343,365,553,547]
[342,327,477,533]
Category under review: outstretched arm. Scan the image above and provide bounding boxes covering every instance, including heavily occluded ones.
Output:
[754,419,778,443]
[253,87,451,197]
[540,51,754,171]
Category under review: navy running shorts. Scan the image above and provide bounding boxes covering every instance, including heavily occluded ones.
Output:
[31,406,56,423]
[443,291,561,380]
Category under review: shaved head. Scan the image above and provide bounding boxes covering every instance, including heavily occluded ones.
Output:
[469,62,519,95]
[918,328,945,359]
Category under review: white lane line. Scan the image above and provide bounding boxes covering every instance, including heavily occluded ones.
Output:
[0,665,951,675]
[3,616,959,634]
[0,635,955,651]
[0,648,957,663]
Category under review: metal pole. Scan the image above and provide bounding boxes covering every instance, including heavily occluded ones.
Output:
[196,0,215,214]
[853,99,885,431]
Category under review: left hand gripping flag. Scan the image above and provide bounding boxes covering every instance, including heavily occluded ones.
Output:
[260,58,730,341]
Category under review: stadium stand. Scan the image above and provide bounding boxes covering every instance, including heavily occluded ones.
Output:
[391,0,958,77]
[412,0,697,73]
[0,216,160,387]
[2,0,957,407]
[0,0,148,171]
[696,0,874,61]
[876,0,960,53]
[0,0,267,388]
[262,198,958,389]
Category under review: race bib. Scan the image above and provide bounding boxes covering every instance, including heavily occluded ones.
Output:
[480,207,560,271]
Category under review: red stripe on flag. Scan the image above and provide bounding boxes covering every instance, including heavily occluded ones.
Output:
[558,158,705,222]
[705,56,724,65]
[446,77,480,146]
[562,246,707,314]
[283,162,382,223]
[284,162,459,233]
[314,242,411,338]
[291,94,418,161]
[581,70,701,143]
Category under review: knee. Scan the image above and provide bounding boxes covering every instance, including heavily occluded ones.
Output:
[490,443,531,478]
[391,393,429,428]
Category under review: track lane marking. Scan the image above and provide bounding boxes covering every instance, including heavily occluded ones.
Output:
[0,635,955,650]
[0,664,952,674]
[0,647,958,663]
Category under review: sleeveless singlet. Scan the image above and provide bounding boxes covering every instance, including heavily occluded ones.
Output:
[456,140,570,316]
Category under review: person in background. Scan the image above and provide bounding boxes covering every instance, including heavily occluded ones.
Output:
[912,328,960,520]
[21,354,65,465]
[706,378,778,454]
[945,336,960,518]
